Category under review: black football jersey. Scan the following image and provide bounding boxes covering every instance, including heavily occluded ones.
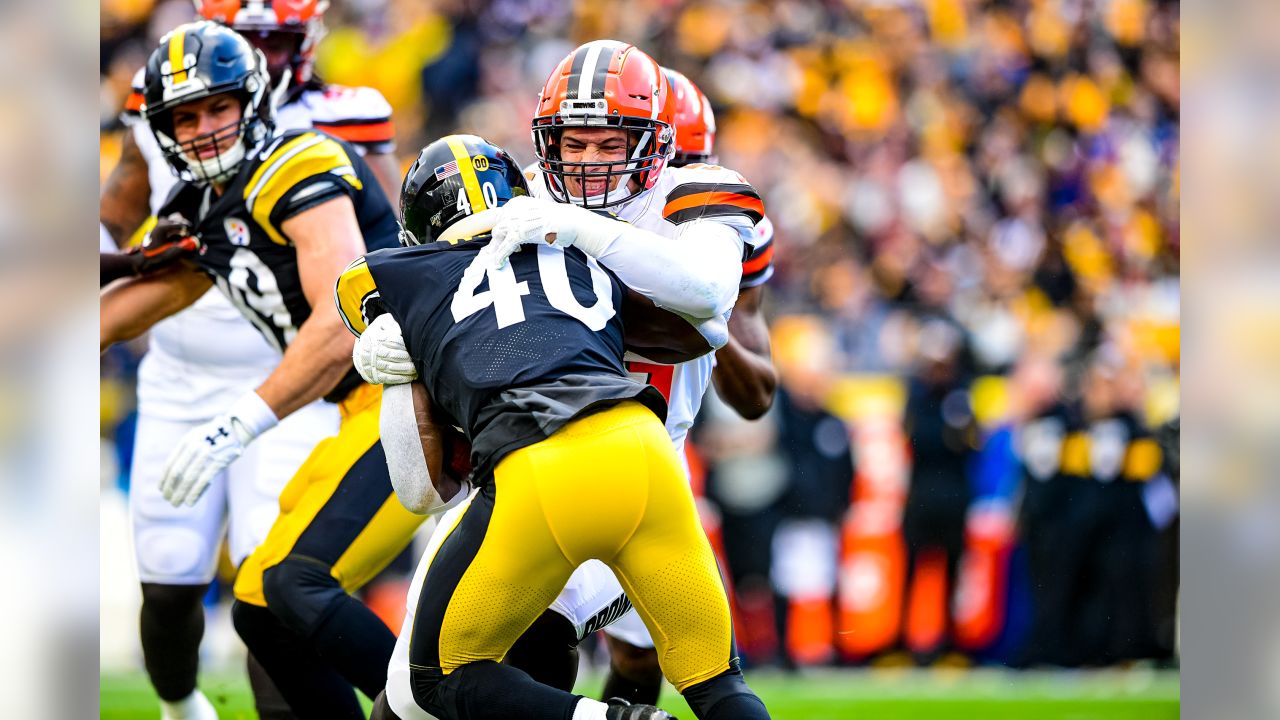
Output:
[159,128,399,355]
[336,238,665,479]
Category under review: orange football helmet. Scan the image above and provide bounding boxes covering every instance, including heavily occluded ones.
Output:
[194,0,328,86]
[662,68,717,167]
[532,40,675,209]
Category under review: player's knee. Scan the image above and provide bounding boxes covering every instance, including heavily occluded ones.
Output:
[140,582,206,621]
[232,599,279,655]
[261,557,346,637]
[506,610,580,691]
[606,635,662,683]
[135,526,213,583]
[681,662,771,720]
[408,664,446,714]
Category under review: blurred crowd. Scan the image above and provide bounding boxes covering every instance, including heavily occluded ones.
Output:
[101,0,1179,670]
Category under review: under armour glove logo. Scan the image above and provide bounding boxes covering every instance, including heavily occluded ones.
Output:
[205,427,230,446]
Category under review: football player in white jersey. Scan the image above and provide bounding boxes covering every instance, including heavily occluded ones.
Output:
[363,40,774,720]
[97,4,398,718]
[511,56,779,711]
[585,66,779,707]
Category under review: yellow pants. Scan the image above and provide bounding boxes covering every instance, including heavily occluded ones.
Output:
[234,383,426,605]
[406,400,735,692]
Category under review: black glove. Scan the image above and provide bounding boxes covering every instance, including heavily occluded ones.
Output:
[127,214,202,275]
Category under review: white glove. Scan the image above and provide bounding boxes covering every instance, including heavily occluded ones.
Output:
[160,391,278,507]
[354,313,417,385]
[484,195,623,269]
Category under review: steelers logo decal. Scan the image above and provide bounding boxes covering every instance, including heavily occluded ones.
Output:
[224,216,251,247]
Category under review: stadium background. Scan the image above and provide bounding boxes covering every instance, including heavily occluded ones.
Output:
[99,0,1179,717]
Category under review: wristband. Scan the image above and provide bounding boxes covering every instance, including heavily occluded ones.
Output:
[227,391,279,445]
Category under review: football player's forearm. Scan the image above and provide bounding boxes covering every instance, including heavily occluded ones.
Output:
[591,221,742,320]
[100,130,152,247]
[255,312,355,419]
[713,334,777,419]
[100,264,210,351]
[268,195,370,417]
[712,290,776,419]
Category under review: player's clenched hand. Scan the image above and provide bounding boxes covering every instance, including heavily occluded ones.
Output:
[354,313,417,385]
[486,194,628,269]
[160,392,278,507]
[128,213,202,275]
[485,195,560,268]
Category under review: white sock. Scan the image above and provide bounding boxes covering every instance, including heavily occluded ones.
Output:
[571,697,610,720]
[160,689,218,720]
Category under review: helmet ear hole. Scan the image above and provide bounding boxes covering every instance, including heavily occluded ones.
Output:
[397,224,420,247]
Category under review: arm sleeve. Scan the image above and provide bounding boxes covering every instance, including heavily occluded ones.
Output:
[380,384,444,514]
[587,218,744,320]
[740,215,775,289]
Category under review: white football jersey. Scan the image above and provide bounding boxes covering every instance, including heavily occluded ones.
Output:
[527,162,765,460]
[123,71,395,420]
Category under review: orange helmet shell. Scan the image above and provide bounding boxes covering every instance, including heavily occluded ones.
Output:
[532,40,676,209]
[196,0,325,25]
[194,0,328,85]
[534,40,674,128]
[663,68,717,166]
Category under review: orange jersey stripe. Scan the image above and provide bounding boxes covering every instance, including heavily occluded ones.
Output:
[742,242,774,275]
[125,91,144,112]
[314,120,395,144]
[663,191,764,218]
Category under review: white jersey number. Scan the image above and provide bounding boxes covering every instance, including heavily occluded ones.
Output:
[214,247,297,352]
[451,244,615,331]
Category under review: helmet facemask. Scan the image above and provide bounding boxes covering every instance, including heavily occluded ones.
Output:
[532,104,674,211]
[152,93,250,184]
[148,59,272,185]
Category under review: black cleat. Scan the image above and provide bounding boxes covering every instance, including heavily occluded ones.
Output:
[605,697,677,720]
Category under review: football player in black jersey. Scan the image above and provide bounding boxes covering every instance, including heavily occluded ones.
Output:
[337,135,771,720]
[100,22,427,719]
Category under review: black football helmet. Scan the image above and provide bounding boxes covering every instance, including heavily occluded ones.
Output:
[399,135,529,246]
[142,21,273,185]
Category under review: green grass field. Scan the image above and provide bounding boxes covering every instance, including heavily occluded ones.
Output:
[101,667,1178,719]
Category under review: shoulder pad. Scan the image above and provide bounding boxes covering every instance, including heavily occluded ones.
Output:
[244,131,363,245]
[661,165,763,226]
[334,255,382,336]
[305,85,395,147]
